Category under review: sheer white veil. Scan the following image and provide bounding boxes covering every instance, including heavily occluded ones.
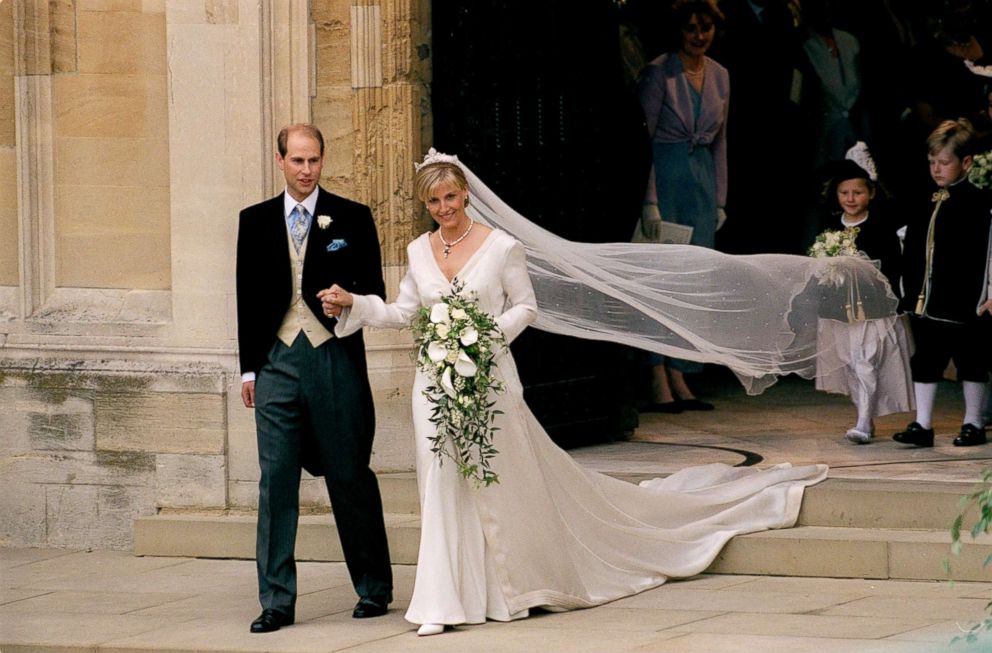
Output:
[419,149,900,394]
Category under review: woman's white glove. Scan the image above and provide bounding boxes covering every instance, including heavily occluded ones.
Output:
[716,207,728,231]
[641,203,663,241]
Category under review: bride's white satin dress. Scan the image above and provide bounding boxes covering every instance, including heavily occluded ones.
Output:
[336,229,827,627]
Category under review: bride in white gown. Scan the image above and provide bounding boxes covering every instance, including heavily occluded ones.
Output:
[319,155,834,636]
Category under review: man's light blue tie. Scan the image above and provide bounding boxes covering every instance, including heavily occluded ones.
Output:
[289,204,311,253]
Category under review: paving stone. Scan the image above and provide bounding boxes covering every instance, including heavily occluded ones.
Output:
[670,612,935,639]
[821,595,991,622]
[627,632,967,652]
[3,548,992,653]
[0,589,191,614]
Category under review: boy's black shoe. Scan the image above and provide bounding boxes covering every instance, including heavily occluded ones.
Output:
[892,422,934,447]
[953,423,987,447]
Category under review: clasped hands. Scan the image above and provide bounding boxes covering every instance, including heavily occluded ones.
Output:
[317,284,353,318]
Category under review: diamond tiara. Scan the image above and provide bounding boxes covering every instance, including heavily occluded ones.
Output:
[415,147,461,171]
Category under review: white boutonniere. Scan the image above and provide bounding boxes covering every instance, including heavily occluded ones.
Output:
[317,215,332,229]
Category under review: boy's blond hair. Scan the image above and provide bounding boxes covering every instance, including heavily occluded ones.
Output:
[927,118,976,158]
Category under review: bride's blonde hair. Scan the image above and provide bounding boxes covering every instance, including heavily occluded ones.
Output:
[415,162,468,202]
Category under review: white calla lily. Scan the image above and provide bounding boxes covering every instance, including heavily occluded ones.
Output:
[430,302,450,324]
[459,327,479,346]
[454,350,478,377]
[440,366,457,397]
[427,341,448,363]
[450,307,468,320]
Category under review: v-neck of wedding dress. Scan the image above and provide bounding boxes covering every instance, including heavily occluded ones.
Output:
[424,229,498,284]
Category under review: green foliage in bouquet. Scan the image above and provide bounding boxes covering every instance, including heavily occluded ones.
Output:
[411,281,507,487]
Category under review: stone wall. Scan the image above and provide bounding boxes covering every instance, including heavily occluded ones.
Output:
[0,357,227,549]
[0,0,431,550]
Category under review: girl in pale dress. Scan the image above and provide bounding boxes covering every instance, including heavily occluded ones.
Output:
[811,151,914,443]
[320,155,828,637]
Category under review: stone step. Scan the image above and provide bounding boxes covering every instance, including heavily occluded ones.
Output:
[797,477,978,530]
[711,525,992,582]
[134,475,989,582]
[377,471,419,514]
[133,517,992,583]
[375,472,978,531]
[134,512,422,565]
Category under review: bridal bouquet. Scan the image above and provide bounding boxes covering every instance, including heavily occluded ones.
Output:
[412,282,507,487]
[808,226,860,258]
[968,150,992,189]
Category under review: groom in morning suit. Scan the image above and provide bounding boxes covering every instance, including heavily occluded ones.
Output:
[236,124,392,633]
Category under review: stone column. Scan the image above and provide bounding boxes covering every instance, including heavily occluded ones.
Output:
[10,0,56,318]
[306,0,433,474]
[260,0,313,195]
[345,0,430,265]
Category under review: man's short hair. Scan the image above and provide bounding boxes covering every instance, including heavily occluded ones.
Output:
[277,124,325,157]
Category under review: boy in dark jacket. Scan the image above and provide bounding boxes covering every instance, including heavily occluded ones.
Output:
[895,118,992,447]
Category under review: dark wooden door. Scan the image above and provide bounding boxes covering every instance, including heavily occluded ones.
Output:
[430,0,651,446]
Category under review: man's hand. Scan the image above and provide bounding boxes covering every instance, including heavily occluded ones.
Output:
[641,203,663,241]
[318,284,353,317]
[717,207,728,231]
[979,298,992,316]
[242,380,256,408]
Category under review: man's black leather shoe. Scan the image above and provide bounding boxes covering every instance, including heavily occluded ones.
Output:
[353,597,389,618]
[892,422,934,447]
[250,608,294,633]
[953,423,987,447]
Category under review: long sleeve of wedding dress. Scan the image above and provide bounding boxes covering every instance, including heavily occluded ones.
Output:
[492,239,537,342]
[334,256,422,337]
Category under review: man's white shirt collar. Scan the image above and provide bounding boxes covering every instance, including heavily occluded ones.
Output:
[283,188,319,218]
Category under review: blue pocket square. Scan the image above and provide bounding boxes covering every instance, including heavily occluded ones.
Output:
[326,239,348,252]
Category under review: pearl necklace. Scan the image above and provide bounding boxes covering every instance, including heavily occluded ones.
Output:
[679,53,704,76]
[438,218,474,259]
